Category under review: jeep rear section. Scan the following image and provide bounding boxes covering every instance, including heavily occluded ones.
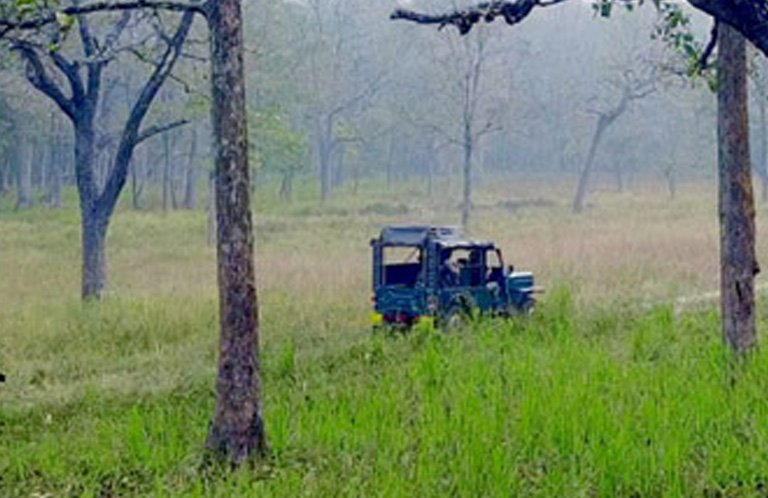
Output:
[371,227,434,325]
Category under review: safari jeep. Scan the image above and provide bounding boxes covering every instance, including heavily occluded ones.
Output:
[370,226,537,330]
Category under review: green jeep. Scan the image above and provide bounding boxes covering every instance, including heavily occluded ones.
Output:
[371,226,537,329]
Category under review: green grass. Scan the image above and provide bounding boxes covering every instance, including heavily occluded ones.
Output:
[4,292,768,497]
[4,176,768,496]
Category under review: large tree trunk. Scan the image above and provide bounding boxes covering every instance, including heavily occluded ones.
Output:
[81,213,107,299]
[573,118,609,213]
[205,0,268,464]
[74,124,105,300]
[718,23,759,353]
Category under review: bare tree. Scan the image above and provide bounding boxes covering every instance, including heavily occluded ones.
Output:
[573,59,656,213]
[399,27,505,228]
[299,0,384,200]
[7,9,193,298]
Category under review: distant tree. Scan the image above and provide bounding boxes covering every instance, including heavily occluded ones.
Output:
[449,30,500,228]
[573,54,656,213]
[1,6,194,298]
[398,27,507,228]
[297,0,384,200]
[249,106,307,202]
[658,162,677,199]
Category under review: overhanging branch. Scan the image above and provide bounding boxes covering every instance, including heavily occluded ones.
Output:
[392,0,768,59]
[698,19,718,72]
[0,0,206,36]
[391,0,570,35]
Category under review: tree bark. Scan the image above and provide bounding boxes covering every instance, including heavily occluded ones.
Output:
[205,0,267,464]
[718,23,759,353]
[81,213,107,299]
[74,122,105,299]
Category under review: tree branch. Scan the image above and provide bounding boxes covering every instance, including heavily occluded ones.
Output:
[0,0,206,37]
[15,44,76,120]
[391,0,567,35]
[136,119,188,144]
[687,0,768,58]
[698,19,718,72]
[48,49,87,105]
[390,0,768,59]
[126,46,196,93]
[98,10,194,216]
[74,0,99,58]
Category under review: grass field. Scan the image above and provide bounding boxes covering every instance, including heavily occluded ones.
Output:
[3,175,768,497]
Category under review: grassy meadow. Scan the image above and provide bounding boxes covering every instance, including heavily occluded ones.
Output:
[3,174,768,497]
